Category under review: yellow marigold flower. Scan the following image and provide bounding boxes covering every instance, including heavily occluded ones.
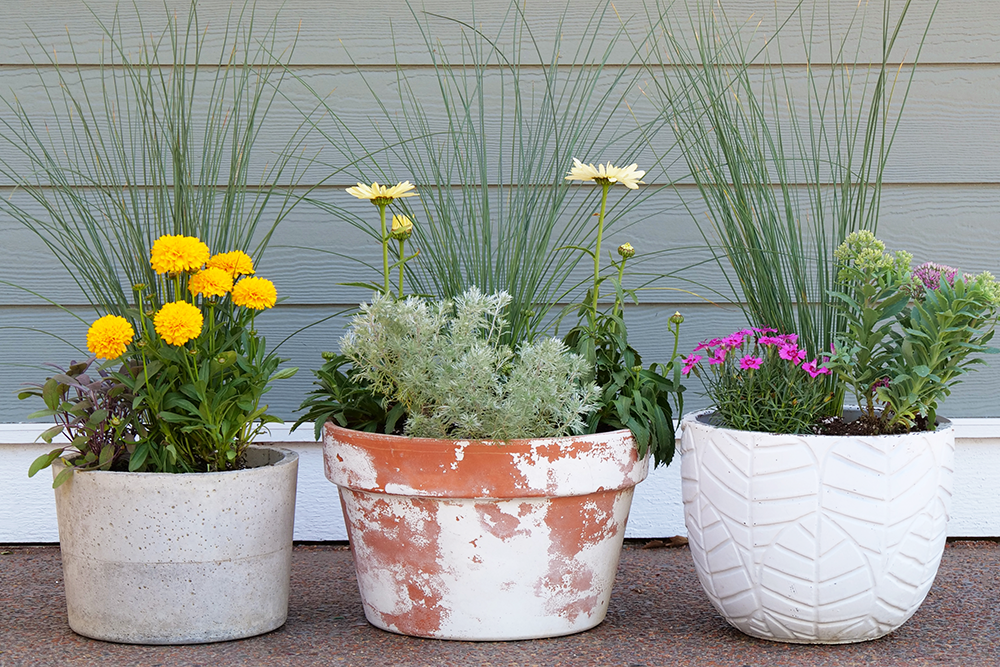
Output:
[232,276,277,310]
[345,181,418,205]
[86,315,135,360]
[150,235,210,274]
[188,266,234,298]
[389,214,414,240]
[564,158,646,189]
[154,301,204,346]
[207,250,255,277]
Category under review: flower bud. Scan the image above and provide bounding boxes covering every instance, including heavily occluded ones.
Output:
[617,242,635,259]
[669,311,684,325]
[389,214,414,241]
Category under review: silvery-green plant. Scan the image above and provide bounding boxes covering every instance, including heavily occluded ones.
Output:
[341,288,599,440]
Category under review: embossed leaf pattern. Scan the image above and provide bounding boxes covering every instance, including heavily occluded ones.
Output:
[681,414,954,644]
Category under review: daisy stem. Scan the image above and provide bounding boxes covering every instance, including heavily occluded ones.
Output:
[612,256,627,320]
[398,238,406,299]
[591,181,611,322]
[378,202,390,295]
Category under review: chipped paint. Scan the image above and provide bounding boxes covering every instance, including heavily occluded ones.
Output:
[324,425,649,640]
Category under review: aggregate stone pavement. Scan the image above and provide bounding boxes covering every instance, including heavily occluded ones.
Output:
[1,541,997,667]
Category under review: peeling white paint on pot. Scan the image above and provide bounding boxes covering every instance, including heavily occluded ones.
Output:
[680,410,954,644]
[53,446,298,645]
[324,424,648,641]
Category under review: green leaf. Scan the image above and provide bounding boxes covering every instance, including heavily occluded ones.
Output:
[39,424,65,444]
[272,366,298,380]
[913,365,932,378]
[52,466,75,489]
[28,449,64,478]
[41,378,61,411]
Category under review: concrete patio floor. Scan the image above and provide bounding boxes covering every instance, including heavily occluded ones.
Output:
[1,540,997,667]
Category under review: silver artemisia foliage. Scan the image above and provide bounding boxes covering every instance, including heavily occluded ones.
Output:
[342,288,599,440]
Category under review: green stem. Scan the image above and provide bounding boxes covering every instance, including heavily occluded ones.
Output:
[591,181,611,323]
[613,257,626,319]
[379,203,390,295]
[398,238,406,299]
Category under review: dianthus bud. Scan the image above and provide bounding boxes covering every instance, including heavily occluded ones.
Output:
[617,242,635,259]
[389,214,414,241]
[669,311,684,325]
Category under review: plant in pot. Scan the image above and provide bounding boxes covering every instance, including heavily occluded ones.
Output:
[4,2,308,645]
[640,0,968,644]
[296,158,684,641]
[679,232,1000,644]
[23,236,299,644]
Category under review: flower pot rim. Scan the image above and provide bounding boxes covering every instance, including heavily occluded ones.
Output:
[681,407,953,437]
[54,444,297,478]
[324,422,646,498]
[324,421,633,448]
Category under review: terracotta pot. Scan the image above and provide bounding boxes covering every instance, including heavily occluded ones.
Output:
[323,423,648,640]
[681,410,954,644]
[54,445,298,644]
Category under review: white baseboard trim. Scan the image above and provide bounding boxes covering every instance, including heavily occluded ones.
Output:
[2,419,998,543]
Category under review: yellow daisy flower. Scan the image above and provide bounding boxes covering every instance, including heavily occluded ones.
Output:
[86,315,135,360]
[564,158,646,189]
[188,267,234,298]
[389,214,414,240]
[207,250,255,277]
[345,181,418,205]
[150,235,210,274]
[232,276,277,310]
[154,301,204,346]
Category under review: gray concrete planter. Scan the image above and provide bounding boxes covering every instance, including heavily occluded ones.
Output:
[53,445,298,644]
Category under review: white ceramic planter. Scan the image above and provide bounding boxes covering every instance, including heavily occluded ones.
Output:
[54,446,298,644]
[681,410,954,644]
[324,424,648,641]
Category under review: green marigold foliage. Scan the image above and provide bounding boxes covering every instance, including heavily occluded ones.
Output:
[342,288,599,440]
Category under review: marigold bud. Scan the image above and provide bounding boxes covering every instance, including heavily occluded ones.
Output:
[617,242,635,259]
[669,311,684,325]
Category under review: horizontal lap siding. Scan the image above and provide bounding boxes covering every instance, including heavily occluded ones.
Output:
[0,0,997,422]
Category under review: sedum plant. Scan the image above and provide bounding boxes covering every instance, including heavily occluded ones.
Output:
[827,232,1000,432]
[341,288,599,440]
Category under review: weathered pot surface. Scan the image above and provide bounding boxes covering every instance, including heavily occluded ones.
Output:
[680,409,955,644]
[54,445,298,645]
[324,424,649,641]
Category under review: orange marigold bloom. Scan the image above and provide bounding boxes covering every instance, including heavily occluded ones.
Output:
[232,276,277,310]
[188,267,234,298]
[207,250,255,277]
[86,315,135,360]
[150,235,210,274]
[154,301,204,346]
